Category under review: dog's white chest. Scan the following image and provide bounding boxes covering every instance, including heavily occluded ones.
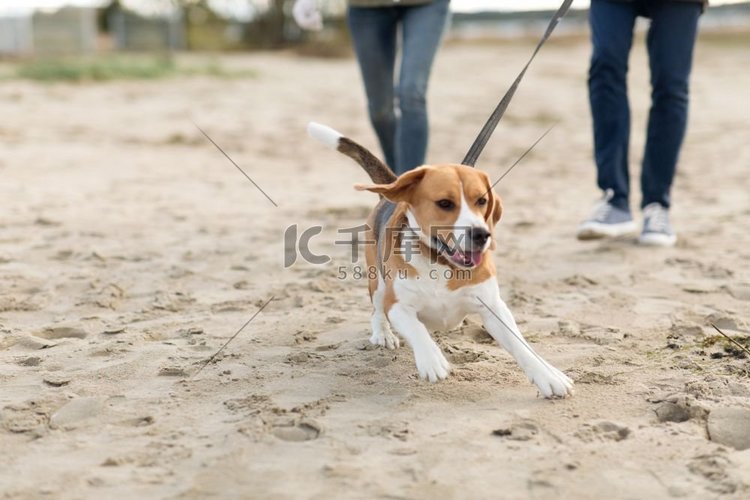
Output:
[417,299,467,332]
[394,264,477,332]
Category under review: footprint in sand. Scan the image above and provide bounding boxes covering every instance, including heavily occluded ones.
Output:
[444,345,491,364]
[574,420,630,442]
[687,453,743,495]
[704,313,747,332]
[115,415,155,428]
[0,404,49,435]
[271,420,321,442]
[34,325,88,340]
[652,394,709,423]
[492,420,540,442]
[460,320,494,344]
[286,351,324,364]
[364,421,410,442]
[574,371,621,386]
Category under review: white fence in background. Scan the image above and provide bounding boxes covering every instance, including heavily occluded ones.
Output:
[0,6,184,56]
[0,16,33,55]
[109,9,185,51]
[32,7,97,55]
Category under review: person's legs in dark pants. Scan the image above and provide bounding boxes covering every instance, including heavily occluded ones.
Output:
[347,7,398,170]
[588,0,638,212]
[641,1,701,210]
[397,0,450,173]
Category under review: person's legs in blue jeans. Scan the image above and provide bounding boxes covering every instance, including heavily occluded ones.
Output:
[397,0,450,173]
[588,0,638,211]
[641,1,701,209]
[347,7,398,170]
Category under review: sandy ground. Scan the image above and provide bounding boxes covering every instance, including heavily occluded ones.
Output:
[1,32,750,499]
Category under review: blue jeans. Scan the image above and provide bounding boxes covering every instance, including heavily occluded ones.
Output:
[347,0,450,174]
[588,0,700,210]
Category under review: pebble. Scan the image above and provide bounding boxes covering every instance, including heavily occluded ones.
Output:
[49,397,104,430]
[36,325,88,340]
[158,367,188,377]
[43,375,71,387]
[17,356,42,366]
[101,327,125,335]
[707,407,750,451]
[656,402,690,423]
[654,395,708,423]
[726,284,750,301]
[17,336,57,350]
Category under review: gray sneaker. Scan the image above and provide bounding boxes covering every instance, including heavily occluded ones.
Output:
[577,191,637,240]
[639,202,676,247]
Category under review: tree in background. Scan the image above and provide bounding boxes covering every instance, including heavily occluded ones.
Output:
[94,0,348,51]
[245,0,290,48]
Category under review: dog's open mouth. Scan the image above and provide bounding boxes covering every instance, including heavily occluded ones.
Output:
[447,248,483,268]
[433,237,483,269]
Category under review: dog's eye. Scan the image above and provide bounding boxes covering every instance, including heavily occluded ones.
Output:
[436,199,455,210]
[477,197,488,206]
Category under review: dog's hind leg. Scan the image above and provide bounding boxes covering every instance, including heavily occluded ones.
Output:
[370,276,400,350]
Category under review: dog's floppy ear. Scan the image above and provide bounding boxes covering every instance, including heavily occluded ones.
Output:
[480,172,503,228]
[486,193,503,250]
[487,191,503,228]
[480,173,503,250]
[487,193,503,226]
[354,167,428,204]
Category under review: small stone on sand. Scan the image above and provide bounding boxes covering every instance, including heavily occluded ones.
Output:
[43,375,71,387]
[158,367,188,377]
[49,397,104,430]
[707,407,750,450]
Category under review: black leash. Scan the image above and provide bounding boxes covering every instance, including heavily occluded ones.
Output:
[462,0,573,167]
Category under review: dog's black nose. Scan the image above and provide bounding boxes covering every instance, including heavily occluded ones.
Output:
[470,227,491,247]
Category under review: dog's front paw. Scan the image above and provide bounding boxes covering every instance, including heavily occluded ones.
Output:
[529,364,574,399]
[369,329,400,350]
[413,344,451,383]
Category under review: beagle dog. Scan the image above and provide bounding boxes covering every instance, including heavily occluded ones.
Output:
[308,122,573,398]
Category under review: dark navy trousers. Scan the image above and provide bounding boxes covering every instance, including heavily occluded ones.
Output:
[347,0,450,174]
[588,0,701,210]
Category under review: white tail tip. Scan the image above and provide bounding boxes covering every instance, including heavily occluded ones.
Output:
[307,122,342,150]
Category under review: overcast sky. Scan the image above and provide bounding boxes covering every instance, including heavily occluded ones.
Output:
[0,0,745,16]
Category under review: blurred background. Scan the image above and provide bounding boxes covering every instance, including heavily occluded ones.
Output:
[1,0,749,81]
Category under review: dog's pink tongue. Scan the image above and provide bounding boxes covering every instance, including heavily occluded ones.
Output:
[450,249,483,267]
[469,251,483,267]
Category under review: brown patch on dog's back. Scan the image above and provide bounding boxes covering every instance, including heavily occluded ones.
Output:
[365,200,420,314]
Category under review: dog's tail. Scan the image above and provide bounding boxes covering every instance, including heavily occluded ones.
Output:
[307,122,397,185]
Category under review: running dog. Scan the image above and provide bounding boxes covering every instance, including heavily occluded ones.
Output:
[308,122,573,398]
